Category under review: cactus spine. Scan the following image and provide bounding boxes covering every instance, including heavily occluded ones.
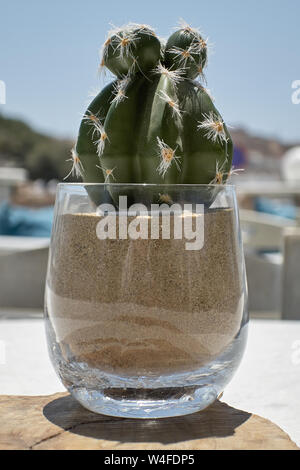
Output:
[70,22,233,188]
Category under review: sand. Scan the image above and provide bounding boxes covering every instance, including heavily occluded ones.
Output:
[46,209,245,375]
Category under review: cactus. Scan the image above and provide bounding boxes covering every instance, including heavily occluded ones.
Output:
[69,22,233,196]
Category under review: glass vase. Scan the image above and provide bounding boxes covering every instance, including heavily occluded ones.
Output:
[45,183,248,418]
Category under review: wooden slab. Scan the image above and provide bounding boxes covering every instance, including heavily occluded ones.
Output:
[0,393,298,450]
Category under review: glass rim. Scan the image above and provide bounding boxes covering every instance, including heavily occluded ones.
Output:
[57,182,236,189]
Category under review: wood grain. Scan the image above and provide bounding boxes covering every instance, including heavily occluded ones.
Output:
[0,393,298,450]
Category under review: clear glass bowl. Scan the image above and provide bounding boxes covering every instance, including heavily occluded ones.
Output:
[45,183,248,418]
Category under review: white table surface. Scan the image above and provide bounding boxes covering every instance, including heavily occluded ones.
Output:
[0,236,50,253]
[0,314,299,447]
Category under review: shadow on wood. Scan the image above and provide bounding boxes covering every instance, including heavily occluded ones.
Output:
[43,394,251,445]
[0,393,298,449]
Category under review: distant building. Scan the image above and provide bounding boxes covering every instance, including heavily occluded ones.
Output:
[0,167,27,202]
[232,144,247,168]
[282,147,300,182]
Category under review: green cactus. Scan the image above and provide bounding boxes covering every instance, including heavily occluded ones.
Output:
[68,21,233,197]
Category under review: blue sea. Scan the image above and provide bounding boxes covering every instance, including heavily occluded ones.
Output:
[0,202,53,237]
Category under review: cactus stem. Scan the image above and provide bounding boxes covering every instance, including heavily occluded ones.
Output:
[156,137,181,177]
[204,87,214,101]
[99,38,111,75]
[157,90,182,120]
[111,87,127,105]
[209,159,228,185]
[96,163,117,182]
[192,81,214,100]
[76,23,233,186]
[114,30,140,59]
[87,86,102,99]
[129,57,152,81]
[210,163,244,185]
[192,36,213,55]
[197,112,228,145]
[101,38,112,59]
[192,38,208,51]
[176,18,203,38]
[168,45,197,68]
[159,36,167,47]
[126,23,157,37]
[195,64,207,84]
[104,37,112,47]
[64,148,84,180]
[153,63,185,85]
[107,23,122,37]
[82,110,108,156]
[82,111,104,139]
[95,130,109,157]
[111,77,130,105]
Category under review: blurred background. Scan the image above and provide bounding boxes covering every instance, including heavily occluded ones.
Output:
[0,0,300,318]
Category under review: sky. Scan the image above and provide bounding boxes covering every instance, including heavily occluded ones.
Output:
[0,0,299,143]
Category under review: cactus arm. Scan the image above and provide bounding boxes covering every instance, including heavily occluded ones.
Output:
[104,28,161,78]
[99,74,149,183]
[177,81,233,184]
[164,29,207,80]
[76,81,117,183]
[99,72,183,185]
[137,74,182,183]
